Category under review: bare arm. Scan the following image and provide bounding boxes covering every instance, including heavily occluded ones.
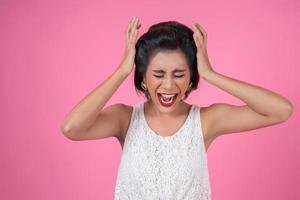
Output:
[60,67,129,138]
[60,16,141,140]
[192,22,293,143]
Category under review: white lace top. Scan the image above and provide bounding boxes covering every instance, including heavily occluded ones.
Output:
[114,101,211,200]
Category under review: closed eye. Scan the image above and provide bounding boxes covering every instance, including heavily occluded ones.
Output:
[153,75,185,78]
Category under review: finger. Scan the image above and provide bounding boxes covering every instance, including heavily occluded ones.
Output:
[193,26,203,45]
[129,17,139,41]
[134,16,141,28]
[193,33,200,49]
[134,19,142,42]
[127,17,135,34]
[192,23,204,41]
[194,33,206,53]
[133,28,139,44]
[196,23,207,36]
[191,23,202,41]
[130,28,137,45]
[196,24,208,46]
[194,22,207,40]
[126,17,137,44]
[129,17,139,45]
[133,22,140,44]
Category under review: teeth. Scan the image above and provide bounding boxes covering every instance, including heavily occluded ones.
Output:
[158,93,177,104]
[160,93,176,98]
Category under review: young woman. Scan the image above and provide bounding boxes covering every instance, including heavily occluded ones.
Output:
[61,16,293,199]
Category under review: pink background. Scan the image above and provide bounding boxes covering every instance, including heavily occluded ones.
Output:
[1,0,299,199]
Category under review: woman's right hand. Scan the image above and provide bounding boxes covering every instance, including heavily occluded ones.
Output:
[118,16,141,75]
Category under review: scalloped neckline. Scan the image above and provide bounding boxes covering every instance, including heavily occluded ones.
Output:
[141,102,193,139]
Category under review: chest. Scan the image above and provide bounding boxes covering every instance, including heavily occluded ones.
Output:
[115,131,211,199]
[145,116,188,137]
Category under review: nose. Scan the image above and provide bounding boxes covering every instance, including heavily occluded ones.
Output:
[162,76,175,90]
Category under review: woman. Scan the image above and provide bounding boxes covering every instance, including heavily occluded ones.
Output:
[61,16,293,199]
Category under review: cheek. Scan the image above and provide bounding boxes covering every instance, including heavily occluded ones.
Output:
[177,77,190,86]
[146,79,160,91]
[179,79,191,91]
[147,78,159,85]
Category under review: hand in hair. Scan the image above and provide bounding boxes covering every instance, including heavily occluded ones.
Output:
[191,22,214,78]
[119,16,141,75]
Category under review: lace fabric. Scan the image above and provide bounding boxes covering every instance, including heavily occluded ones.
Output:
[114,101,211,200]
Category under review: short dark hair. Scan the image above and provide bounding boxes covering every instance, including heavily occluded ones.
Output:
[134,21,200,100]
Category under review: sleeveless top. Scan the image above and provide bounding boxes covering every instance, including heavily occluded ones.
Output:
[114,101,211,200]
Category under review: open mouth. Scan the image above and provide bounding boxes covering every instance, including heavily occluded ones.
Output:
[157,93,178,106]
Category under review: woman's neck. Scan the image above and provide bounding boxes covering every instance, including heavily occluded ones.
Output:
[145,99,190,119]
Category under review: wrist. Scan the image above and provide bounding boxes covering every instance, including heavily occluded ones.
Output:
[117,66,131,77]
[201,69,216,81]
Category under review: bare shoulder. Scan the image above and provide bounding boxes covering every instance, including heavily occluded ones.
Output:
[64,103,133,141]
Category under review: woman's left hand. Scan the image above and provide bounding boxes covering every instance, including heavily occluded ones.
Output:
[191,22,215,78]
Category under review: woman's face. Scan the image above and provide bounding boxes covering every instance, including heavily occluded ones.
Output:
[143,49,191,111]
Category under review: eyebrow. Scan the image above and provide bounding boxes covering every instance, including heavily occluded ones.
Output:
[152,69,187,73]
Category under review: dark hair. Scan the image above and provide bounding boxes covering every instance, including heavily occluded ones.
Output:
[134,21,200,100]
